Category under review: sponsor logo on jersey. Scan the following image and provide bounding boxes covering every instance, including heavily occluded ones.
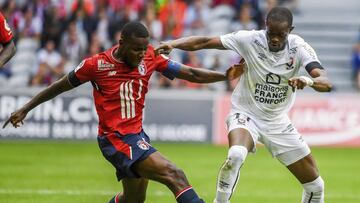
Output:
[257,52,267,61]
[137,139,150,150]
[138,60,147,75]
[265,73,281,85]
[289,47,298,54]
[303,44,317,60]
[254,83,289,105]
[253,39,267,50]
[97,59,115,70]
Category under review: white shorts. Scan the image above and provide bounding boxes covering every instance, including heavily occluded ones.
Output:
[226,112,311,166]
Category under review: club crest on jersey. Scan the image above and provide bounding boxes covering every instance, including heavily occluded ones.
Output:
[97,59,114,70]
[286,57,294,70]
[138,60,147,75]
[137,140,150,150]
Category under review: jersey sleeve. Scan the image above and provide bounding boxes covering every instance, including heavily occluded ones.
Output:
[220,30,253,56]
[68,58,95,87]
[153,53,179,80]
[0,13,13,44]
[298,41,322,72]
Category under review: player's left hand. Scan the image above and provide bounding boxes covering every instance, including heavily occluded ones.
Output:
[226,59,246,80]
[288,77,308,91]
[2,109,27,129]
[154,42,173,56]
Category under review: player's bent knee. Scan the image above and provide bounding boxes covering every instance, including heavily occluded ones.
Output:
[227,145,248,167]
[303,176,324,192]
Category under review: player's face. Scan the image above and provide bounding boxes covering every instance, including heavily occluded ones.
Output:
[266,20,292,52]
[122,36,149,67]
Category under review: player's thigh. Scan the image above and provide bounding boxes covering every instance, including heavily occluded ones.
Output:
[122,178,148,202]
[228,128,254,151]
[286,153,320,184]
[226,113,256,151]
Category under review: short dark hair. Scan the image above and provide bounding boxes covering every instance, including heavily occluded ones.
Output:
[121,21,149,39]
[266,7,293,27]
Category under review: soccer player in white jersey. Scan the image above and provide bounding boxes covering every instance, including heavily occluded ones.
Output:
[156,7,332,203]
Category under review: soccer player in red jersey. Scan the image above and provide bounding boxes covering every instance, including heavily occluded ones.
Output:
[3,22,244,203]
[0,12,16,69]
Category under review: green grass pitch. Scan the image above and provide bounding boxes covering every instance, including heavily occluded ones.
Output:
[0,140,359,203]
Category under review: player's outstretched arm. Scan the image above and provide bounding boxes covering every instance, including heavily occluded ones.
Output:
[2,74,75,129]
[308,68,332,92]
[155,36,225,55]
[0,40,16,68]
[175,60,245,83]
[288,68,332,92]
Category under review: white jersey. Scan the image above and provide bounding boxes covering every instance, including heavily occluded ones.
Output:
[220,30,320,122]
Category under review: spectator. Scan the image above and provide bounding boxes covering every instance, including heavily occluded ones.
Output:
[69,0,97,43]
[94,6,111,49]
[41,2,66,48]
[107,5,132,42]
[352,40,360,90]
[158,0,187,39]
[140,0,163,44]
[60,21,87,73]
[31,40,64,86]
[230,2,258,32]
[183,0,211,36]
[18,5,42,41]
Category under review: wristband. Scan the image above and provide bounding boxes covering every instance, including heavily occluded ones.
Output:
[299,76,314,87]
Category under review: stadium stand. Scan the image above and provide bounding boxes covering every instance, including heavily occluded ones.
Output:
[0,0,359,91]
[293,0,360,92]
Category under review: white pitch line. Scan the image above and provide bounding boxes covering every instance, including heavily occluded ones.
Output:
[0,188,359,200]
[0,189,171,197]
[0,188,115,196]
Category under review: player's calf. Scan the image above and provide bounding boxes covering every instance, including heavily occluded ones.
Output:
[214,145,248,203]
[161,163,204,203]
[301,176,324,203]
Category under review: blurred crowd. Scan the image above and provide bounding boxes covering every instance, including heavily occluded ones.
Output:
[0,0,299,91]
[352,30,360,91]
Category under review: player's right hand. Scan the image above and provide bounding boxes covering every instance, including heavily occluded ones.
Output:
[2,109,27,129]
[154,42,173,56]
[226,59,247,80]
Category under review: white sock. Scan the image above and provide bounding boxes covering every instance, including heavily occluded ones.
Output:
[301,176,325,203]
[214,146,248,203]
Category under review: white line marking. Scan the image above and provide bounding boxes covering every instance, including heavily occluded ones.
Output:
[0,188,359,200]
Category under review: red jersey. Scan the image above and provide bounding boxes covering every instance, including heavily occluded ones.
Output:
[0,12,13,44]
[70,45,171,136]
